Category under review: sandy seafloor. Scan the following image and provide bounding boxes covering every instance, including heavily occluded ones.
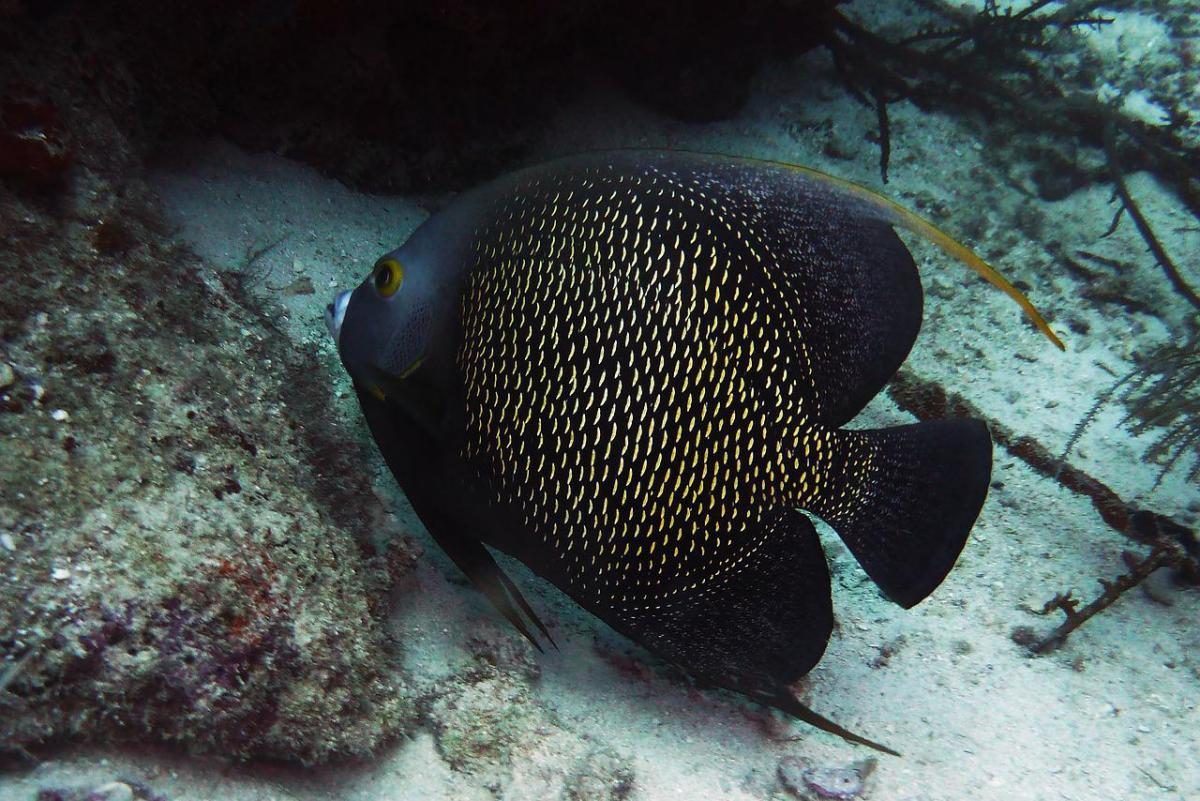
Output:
[6,12,1200,801]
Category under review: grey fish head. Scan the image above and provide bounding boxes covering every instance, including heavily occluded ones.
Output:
[328,200,484,397]
[327,246,435,398]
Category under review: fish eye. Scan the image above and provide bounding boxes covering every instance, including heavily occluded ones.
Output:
[372,259,404,297]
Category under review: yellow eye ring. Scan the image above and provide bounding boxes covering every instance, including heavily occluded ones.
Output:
[372,259,404,297]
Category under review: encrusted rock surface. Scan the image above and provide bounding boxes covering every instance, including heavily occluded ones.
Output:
[0,177,419,762]
[0,26,419,760]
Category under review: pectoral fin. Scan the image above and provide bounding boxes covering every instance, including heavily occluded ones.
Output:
[355,382,555,651]
[423,502,555,652]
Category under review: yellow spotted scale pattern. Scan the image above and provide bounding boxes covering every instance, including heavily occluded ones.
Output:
[455,162,882,620]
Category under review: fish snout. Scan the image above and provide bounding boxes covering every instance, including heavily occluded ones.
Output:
[325,290,352,346]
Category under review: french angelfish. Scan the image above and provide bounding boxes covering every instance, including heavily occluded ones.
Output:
[325,151,1061,755]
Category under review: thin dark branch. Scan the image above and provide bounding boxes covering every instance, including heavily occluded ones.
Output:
[829,10,1200,219]
[1027,546,1176,654]
[1101,204,1124,238]
[873,88,891,184]
[1103,122,1200,312]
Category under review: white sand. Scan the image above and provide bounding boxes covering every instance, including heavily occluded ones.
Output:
[7,30,1198,801]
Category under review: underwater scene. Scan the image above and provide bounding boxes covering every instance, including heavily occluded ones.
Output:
[1,1,1198,799]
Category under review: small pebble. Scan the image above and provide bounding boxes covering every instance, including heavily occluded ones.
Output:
[93,782,134,801]
[779,756,877,800]
[0,533,15,551]
[0,362,14,390]
[51,567,70,580]
[50,409,70,422]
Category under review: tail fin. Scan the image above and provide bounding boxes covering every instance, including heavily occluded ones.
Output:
[811,419,992,608]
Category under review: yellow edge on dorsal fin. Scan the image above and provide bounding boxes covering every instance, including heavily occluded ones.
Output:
[760,158,1066,351]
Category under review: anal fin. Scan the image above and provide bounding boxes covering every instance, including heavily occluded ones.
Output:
[623,508,832,688]
[613,507,895,753]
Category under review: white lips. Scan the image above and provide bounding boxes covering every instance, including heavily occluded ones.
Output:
[325,290,351,346]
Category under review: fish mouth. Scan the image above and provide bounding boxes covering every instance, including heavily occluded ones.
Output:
[324,290,351,347]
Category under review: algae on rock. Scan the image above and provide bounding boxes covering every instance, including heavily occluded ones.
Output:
[0,175,416,763]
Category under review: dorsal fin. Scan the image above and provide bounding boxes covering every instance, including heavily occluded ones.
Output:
[601,151,1062,425]
[765,157,1064,350]
[620,152,923,425]
[542,149,1060,350]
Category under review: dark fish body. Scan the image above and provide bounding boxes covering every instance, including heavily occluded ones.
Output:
[329,152,1006,752]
